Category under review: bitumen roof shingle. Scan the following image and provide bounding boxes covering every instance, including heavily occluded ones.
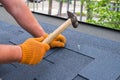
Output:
[0,20,120,80]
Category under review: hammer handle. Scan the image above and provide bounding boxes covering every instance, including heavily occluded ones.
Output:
[42,19,71,44]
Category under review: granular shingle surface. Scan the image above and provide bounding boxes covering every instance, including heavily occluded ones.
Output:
[0,21,120,80]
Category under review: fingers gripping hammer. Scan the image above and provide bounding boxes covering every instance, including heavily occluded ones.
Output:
[42,11,78,44]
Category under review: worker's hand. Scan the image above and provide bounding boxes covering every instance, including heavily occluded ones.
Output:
[20,37,50,65]
[44,34,66,48]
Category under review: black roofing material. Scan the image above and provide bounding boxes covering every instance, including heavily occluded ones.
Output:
[0,21,120,80]
[0,21,24,36]
[73,74,88,80]
[2,65,35,80]
[0,64,16,77]
[79,53,120,80]
[0,31,15,44]
[9,32,33,44]
[43,49,93,80]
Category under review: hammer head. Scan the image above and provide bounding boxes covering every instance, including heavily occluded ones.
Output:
[67,11,78,28]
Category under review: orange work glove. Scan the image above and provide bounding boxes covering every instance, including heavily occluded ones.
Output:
[43,34,66,48]
[20,37,50,65]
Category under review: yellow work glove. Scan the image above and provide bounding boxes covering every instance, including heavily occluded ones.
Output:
[20,37,50,65]
[44,34,66,48]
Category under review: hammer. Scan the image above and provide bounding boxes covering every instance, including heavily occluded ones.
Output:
[42,11,78,44]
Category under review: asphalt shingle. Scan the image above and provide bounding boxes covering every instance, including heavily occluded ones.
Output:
[0,21,120,80]
[9,32,33,44]
[0,31,15,44]
[0,21,24,36]
[2,65,35,80]
[44,48,93,80]
[79,53,120,80]
[0,64,16,78]
[72,74,88,80]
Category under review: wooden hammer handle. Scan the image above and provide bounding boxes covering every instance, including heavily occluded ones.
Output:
[42,19,71,44]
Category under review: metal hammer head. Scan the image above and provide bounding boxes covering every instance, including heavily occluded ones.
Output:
[67,11,78,28]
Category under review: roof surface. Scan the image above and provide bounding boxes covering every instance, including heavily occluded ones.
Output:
[0,21,120,80]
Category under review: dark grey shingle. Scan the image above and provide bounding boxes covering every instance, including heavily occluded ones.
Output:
[0,64,16,77]
[0,21,24,36]
[79,53,120,80]
[0,21,120,80]
[43,49,93,80]
[0,31,15,44]
[2,65,35,80]
[72,74,88,80]
[9,32,33,44]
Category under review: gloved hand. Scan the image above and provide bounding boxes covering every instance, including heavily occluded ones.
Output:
[43,34,66,48]
[20,37,50,65]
